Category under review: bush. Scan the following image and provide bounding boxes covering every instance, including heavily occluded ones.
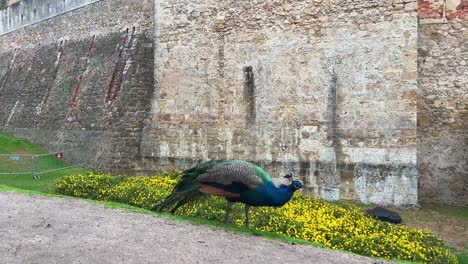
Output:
[55,173,458,264]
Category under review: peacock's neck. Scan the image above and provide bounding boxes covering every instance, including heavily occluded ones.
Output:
[268,182,295,206]
[238,181,294,207]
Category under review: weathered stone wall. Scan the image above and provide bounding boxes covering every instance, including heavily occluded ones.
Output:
[1,0,464,206]
[0,0,154,172]
[418,0,467,205]
[139,0,419,206]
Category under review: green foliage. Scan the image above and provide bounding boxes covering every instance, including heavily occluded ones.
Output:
[457,253,468,264]
[56,173,124,199]
[55,173,459,264]
[0,132,43,154]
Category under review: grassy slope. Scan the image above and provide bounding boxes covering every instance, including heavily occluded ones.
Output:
[0,133,41,173]
[0,133,44,154]
[0,168,87,192]
[0,132,88,191]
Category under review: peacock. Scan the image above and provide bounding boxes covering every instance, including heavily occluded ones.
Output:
[153,160,303,228]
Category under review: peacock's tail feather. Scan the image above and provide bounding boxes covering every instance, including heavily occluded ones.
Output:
[153,167,201,213]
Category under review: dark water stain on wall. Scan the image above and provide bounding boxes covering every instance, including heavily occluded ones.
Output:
[326,70,338,145]
[325,68,355,200]
[243,66,256,124]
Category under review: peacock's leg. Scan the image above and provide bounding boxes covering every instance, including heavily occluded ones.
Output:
[224,202,233,224]
[244,204,251,228]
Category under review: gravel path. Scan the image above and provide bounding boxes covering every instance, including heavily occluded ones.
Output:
[0,192,386,264]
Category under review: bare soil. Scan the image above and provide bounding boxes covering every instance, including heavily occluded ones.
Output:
[0,192,387,264]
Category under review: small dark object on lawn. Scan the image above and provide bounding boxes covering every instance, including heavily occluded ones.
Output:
[366,206,402,224]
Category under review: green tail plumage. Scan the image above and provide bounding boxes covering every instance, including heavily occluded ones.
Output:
[153,160,233,213]
[153,167,202,213]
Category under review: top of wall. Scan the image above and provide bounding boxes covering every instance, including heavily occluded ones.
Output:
[0,0,101,35]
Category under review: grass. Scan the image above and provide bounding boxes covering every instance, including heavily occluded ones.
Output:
[0,131,89,192]
[436,206,468,220]
[458,249,468,264]
[0,133,43,154]
[0,168,88,192]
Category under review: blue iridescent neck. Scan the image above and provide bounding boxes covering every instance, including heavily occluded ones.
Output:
[270,182,295,206]
[238,181,298,207]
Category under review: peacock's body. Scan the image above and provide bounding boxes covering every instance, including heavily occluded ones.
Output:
[153,160,303,227]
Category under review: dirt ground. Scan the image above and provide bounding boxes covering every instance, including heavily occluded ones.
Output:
[0,192,388,264]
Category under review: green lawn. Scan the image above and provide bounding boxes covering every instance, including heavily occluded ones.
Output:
[437,206,468,220]
[0,168,88,193]
[0,132,89,192]
[0,133,44,154]
[458,253,468,264]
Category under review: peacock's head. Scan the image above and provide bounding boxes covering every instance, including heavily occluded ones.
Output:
[291,180,303,190]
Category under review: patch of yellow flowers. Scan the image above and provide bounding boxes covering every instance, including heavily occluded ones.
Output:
[55,172,458,264]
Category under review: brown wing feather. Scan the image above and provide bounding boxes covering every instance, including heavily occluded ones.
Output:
[197,161,263,189]
[199,184,241,198]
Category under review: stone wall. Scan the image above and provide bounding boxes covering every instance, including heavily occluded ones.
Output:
[1,0,464,206]
[418,0,467,205]
[0,0,154,172]
[139,0,419,206]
